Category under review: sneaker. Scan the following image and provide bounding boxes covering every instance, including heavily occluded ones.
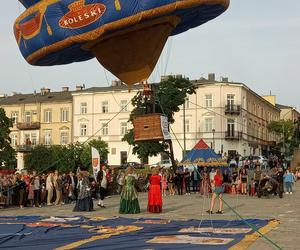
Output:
[285,192,289,194]
[97,204,102,207]
[101,205,106,208]
[216,210,224,214]
[290,192,292,194]
[206,210,213,214]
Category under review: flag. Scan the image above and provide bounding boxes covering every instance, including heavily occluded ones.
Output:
[91,147,100,179]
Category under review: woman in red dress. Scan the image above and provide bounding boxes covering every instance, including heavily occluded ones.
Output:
[148,168,162,213]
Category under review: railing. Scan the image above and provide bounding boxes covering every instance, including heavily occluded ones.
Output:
[16,122,40,130]
[16,144,36,152]
[225,131,242,140]
[225,104,241,115]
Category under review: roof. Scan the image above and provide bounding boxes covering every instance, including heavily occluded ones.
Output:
[0,91,73,106]
[276,103,294,109]
[77,84,143,94]
[194,139,210,149]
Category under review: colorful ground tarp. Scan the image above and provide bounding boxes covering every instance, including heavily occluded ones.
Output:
[0,216,278,249]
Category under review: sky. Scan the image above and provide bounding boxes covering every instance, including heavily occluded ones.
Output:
[1,0,300,109]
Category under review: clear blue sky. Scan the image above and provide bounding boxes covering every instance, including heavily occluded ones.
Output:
[1,0,300,109]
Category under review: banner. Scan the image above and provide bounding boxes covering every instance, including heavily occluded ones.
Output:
[91,147,100,179]
[160,116,171,140]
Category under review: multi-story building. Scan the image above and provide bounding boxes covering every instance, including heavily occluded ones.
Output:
[0,74,283,168]
[262,95,300,121]
[0,87,73,169]
[73,75,281,165]
[72,81,144,166]
[276,104,300,121]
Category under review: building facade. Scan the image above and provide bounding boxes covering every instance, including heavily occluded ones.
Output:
[72,75,281,165]
[0,75,284,169]
[0,87,73,169]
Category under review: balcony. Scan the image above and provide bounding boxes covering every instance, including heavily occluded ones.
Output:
[16,144,35,152]
[225,131,242,140]
[17,122,40,130]
[225,105,241,115]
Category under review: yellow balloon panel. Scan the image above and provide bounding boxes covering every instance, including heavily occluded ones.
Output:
[85,16,180,85]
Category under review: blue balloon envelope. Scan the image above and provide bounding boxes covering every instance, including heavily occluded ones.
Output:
[15,0,229,85]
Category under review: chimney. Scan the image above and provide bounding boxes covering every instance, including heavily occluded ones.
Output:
[221,77,228,82]
[41,88,50,95]
[62,86,69,92]
[76,85,83,91]
[208,73,215,82]
[111,80,123,87]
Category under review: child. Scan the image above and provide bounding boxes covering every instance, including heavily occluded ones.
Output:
[249,178,256,196]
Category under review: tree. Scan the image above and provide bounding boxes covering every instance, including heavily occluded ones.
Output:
[80,138,109,170]
[24,139,108,173]
[0,108,16,168]
[123,76,196,168]
[267,119,299,158]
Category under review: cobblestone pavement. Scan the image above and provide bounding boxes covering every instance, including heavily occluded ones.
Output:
[1,182,299,249]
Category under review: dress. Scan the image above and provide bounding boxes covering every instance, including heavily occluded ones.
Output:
[148,174,162,213]
[73,177,93,212]
[119,175,140,214]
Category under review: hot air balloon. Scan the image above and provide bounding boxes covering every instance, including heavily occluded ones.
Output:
[15,0,230,86]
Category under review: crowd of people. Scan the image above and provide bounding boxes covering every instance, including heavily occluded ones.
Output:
[0,162,299,214]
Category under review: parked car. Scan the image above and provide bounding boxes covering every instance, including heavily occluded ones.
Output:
[238,155,268,169]
[120,162,144,169]
[152,159,172,169]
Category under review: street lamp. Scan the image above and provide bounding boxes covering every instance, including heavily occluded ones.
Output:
[212,128,215,150]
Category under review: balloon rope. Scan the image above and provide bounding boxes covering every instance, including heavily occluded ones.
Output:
[44,15,53,36]
[115,0,121,11]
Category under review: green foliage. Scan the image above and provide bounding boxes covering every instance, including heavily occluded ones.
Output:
[123,76,196,161]
[80,139,109,170]
[24,139,108,173]
[267,119,299,156]
[0,108,16,168]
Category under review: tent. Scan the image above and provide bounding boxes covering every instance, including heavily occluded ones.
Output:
[181,139,227,167]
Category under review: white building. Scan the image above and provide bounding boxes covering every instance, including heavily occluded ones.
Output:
[72,75,280,166]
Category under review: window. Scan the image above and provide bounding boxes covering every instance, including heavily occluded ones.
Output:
[31,133,37,145]
[102,101,108,113]
[102,122,108,135]
[44,130,52,145]
[24,133,31,144]
[227,94,235,108]
[24,111,31,123]
[204,118,213,132]
[80,102,87,114]
[61,109,69,122]
[44,110,52,123]
[205,94,213,108]
[120,100,128,111]
[80,124,87,136]
[120,122,127,135]
[60,131,69,145]
[227,119,235,136]
[11,112,18,124]
[184,119,190,133]
[11,134,18,147]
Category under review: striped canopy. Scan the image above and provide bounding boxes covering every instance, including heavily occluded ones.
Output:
[181,139,228,167]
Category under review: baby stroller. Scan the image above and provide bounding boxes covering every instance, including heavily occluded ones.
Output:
[257,175,283,199]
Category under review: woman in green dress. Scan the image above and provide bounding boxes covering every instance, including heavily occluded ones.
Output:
[119,167,140,214]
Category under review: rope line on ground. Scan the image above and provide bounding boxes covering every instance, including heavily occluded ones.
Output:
[221,197,282,250]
